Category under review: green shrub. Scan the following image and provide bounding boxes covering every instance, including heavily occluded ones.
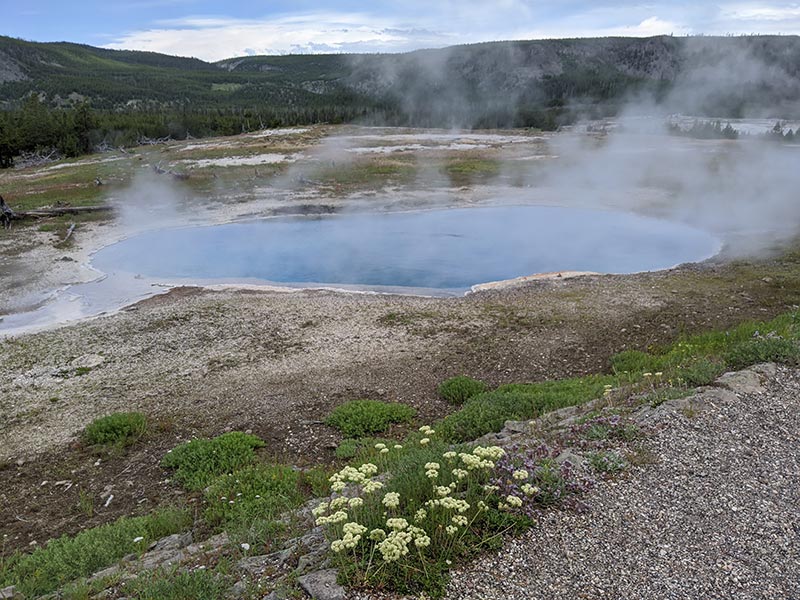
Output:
[610,350,665,376]
[1,508,190,597]
[438,375,617,443]
[587,451,628,474]
[204,464,305,527]
[325,400,415,438]
[437,376,488,405]
[83,412,147,448]
[161,432,265,491]
[301,465,337,498]
[677,358,726,387]
[724,337,800,370]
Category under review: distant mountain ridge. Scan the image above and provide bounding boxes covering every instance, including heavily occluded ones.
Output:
[2,34,800,124]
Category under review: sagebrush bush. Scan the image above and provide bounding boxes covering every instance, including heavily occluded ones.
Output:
[161,432,265,491]
[326,400,415,437]
[724,337,800,370]
[437,376,487,405]
[83,412,147,447]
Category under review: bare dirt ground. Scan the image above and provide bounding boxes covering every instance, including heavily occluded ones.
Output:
[1,126,799,554]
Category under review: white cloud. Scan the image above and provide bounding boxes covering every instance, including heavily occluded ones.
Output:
[104,12,451,60]
[723,4,800,21]
[102,3,800,61]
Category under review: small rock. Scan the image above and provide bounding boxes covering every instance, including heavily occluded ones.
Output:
[230,580,248,597]
[297,546,330,573]
[297,569,345,600]
[71,354,105,369]
[184,532,229,555]
[88,564,121,583]
[137,549,185,571]
[237,548,293,576]
[148,531,193,552]
[0,585,22,599]
[555,450,587,471]
[503,420,530,434]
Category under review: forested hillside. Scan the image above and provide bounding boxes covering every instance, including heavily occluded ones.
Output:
[1,34,800,166]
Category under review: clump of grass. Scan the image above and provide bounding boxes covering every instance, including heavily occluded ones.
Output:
[83,412,147,448]
[724,337,800,370]
[642,386,694,407]
[0,508,190,597]
[438,375,617,443]
[326,400,416,438]
[204,464,305,527]
[612,311,800,385]
[161,432,265,491]
[437,376,488,406]
[679,358,726,386]
[121,567,231,600]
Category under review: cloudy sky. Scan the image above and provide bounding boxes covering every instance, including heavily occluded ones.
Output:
[4,1,800,61]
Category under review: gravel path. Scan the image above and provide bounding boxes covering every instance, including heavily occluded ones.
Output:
[444,365,800,600]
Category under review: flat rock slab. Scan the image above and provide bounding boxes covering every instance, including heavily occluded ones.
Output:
[716,368,764,394]
[297,569,345,600]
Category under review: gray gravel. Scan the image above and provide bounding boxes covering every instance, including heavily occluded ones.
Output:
[442,365,800,600]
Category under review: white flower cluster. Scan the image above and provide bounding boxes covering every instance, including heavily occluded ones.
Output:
[331,522,368,552]
[414,508,427,521]
[377,529,413,561]
[452,468,468,480]
[374,442,390,454]
[473,446,505,460]
[425,461,440,479]
[330,497,349,510]
[498,494,523,510]
[386,517,409,530]
[451,515,468,527]
[377,523,431,561]
[457,445,504,471]
[382,491,401,508]
[328,463,382,494]
[512,469,529,480]
[316,510,348,525]
[426,496,470,513]
[434,483,455,497]
[362,480,383,494]
[419,425,435,435]
[520,483,540,496]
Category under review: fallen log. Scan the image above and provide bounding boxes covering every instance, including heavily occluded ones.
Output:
[12,205,114,219]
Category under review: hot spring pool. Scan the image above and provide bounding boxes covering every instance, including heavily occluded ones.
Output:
[92,205,719,292]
